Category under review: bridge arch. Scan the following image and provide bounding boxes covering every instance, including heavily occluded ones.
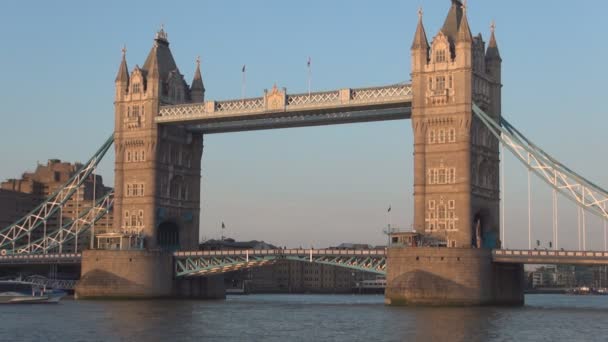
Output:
[157,220,180,251]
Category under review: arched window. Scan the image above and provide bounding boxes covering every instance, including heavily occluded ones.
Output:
[438,205,446,219]
[429,130,436,144]
[439,129,446,143]
[448,128,456,143]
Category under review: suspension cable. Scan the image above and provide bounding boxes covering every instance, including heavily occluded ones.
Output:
[528,153,532,249]
[501,143,506,249]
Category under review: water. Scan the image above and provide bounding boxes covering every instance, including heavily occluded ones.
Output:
[2,294,608,341]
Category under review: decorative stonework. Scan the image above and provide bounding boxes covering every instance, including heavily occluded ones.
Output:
[265,84,286,111]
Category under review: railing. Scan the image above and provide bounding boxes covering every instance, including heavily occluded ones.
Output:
[157,84,412,122]
[493,249,608,258]
[174,248,387,257]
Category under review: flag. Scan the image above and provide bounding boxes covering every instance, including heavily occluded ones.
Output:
[307,57,311,68]
[387,205,391,213]
[242,64,246,73]
[221,221,225,229]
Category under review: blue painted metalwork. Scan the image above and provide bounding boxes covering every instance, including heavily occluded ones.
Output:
[173,249,387,277]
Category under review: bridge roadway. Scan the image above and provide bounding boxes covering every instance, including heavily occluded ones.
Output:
[3,249,608,270]
[156,84,413,133]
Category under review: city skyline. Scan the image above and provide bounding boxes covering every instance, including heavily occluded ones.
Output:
[1,0,608,248]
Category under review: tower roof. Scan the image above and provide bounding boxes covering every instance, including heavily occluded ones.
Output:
[411,8,429,50]
[486,22,501,60]
[142,26,179,80]
[457,5,472,43]
[115,46,129,83]
[191,56,205,92]
[441,0,464,43]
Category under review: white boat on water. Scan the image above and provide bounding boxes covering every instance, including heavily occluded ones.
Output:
[0,280,66,304]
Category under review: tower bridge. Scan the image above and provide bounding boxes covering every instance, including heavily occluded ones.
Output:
[2,0,608,304]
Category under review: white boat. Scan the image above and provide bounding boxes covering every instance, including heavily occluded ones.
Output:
[0,280,66,304]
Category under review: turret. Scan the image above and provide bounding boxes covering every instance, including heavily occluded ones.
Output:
[455,3,472,67]
[485,21,502,83]
[142,26,179,98]
[190,56,205,103]
[411,8,429,72]
[115,46,129,100]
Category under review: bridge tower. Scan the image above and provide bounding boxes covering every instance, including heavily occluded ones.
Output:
[386,0,523,305]
[76,29,224,299]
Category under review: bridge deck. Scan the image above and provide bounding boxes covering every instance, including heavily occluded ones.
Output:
[0,253,82,265]
[156,84,412,133]
[492,249,608,265]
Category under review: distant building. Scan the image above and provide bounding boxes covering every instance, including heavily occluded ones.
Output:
[1,159,113,252]
[0,189,38,229]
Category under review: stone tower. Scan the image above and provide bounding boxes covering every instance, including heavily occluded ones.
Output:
[411,0,502,249]
[113,28,205,250]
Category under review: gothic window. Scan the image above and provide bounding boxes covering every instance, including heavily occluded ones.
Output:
[141,151,145,161]
[132,106,140,117]
[126,152,131,162]
[436,76,446,90]
[428,77,433,90]
[126,184,132,197]
[435,50,446,63]
[134,152,138,162]
[124,210,129,221]
[429,130,436,144]
[448,128,456,143]
[427,169,434,184]
[438,204,446,219]
[448,200,455,210]
[127,106,131,118]
[428,200,435,210]
[131,214,137,227]
[448,75,453,88]
[137,210,144,227]
[439,129,446,143]
[132,83,141,94]
[448,168,456,184]
[438,169,446,184]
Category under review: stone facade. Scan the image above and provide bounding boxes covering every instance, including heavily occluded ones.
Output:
[411,0,502,249]
[386,248,523,305]
[75,249,224,299]
[113,29,204,250]
[386,1,522,306]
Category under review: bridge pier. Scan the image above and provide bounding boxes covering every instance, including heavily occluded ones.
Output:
[385,248,524,306]
[75,250,225,299]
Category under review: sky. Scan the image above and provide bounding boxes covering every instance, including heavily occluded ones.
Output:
[1,0,607,249]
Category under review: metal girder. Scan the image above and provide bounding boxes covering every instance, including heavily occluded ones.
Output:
[12,192,114,255]
[0,135,114,250]
[472,104,608,221]
[173,249,387,277]
[24,275,77,290]
[185,106,411,134]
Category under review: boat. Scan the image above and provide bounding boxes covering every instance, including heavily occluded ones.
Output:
[0,280,66,304]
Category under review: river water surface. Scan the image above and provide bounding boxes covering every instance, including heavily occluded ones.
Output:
[2,294,608,341]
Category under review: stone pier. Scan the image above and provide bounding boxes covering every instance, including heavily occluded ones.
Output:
[385,248,524,306]
[75,250,225,299]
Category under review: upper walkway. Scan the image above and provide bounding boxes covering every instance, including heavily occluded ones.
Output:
[156,84,412,133]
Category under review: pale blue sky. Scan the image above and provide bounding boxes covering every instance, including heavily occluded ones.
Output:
[1,1,607,249]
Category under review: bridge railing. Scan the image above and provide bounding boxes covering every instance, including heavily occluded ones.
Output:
[493,249,608,258]
[157,84,412,122]
[174,248,387,258]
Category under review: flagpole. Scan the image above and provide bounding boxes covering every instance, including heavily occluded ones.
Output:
[241,65,246,100]
[307,57,311,96]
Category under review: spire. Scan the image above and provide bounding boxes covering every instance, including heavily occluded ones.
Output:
[411,7,429,50]
[457,1,472,43]
[486,20,501,60]
[190,56,205,103]
[441,0,464,42]
[115,45,129,83]
[143,25,178,81]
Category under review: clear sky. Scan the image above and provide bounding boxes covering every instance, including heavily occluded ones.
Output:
[1,1,607,249]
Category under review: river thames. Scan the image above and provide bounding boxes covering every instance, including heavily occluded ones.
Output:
[2,294,608,341]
